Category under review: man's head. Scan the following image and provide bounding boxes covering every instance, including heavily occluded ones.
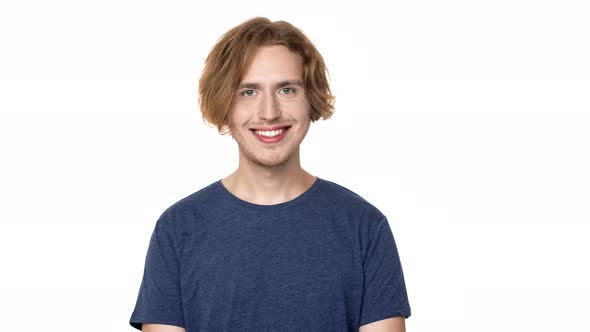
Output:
[198,17,335,135]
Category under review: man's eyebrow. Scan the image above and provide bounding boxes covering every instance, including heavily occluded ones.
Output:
[238,80,304,89]
[276,80,304,88]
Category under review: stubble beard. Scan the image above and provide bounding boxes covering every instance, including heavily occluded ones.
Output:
[238,143,295,169]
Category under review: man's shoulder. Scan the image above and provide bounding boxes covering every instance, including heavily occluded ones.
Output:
[158,179,223,219]
[316,178,385,218]
[318,178,374,204]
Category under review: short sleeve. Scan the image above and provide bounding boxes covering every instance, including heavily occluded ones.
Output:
[129,209,185,330]
[359,216,411,326]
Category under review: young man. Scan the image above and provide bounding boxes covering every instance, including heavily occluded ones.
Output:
[130,17,411,331]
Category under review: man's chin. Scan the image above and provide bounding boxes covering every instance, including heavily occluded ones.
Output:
[253,157,290,168]
[250,153,293,168]
[239,146,296,169]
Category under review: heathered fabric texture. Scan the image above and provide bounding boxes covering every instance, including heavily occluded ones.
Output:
[130,177,411,331]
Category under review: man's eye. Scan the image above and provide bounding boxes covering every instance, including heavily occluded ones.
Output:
[279,87,295,95]
[241,90,256,97]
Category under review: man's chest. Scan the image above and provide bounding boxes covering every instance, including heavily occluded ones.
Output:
[177,215,364,322]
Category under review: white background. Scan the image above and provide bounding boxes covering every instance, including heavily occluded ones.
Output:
[1,0,589,331]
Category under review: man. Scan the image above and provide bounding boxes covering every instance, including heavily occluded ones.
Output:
[130,17,411,331]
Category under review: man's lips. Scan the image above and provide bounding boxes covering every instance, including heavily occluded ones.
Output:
[250,126,290,143]
[249,125,291,131]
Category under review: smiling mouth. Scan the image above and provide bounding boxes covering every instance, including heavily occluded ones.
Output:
[249,126,291,143]
[250,127,290,138]
[250,126,291,138]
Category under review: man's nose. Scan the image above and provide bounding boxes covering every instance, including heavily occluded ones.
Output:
[258,93,281,121]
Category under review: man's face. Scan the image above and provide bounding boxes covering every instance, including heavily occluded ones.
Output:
[227,45,311,168]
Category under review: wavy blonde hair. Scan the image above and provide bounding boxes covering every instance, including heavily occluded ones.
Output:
[198,17,336,135]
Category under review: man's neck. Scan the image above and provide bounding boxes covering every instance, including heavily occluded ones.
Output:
[221,160,316,206]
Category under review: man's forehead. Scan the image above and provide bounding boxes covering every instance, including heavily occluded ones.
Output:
[240,45,304,75]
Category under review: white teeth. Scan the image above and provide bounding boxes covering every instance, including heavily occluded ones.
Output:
[254,128,286,137]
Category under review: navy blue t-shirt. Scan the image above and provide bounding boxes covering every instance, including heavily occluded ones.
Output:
[130,177,411,331]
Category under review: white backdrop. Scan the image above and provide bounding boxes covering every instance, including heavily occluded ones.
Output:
[1,0,588,331]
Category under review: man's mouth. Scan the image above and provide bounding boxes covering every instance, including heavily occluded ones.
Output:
[250,126,291,138]
[249,126,291,143]
[252,127,289,137]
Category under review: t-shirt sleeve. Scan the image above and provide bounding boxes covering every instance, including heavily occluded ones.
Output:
[359,216,411,326]
[129,209,185,330]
